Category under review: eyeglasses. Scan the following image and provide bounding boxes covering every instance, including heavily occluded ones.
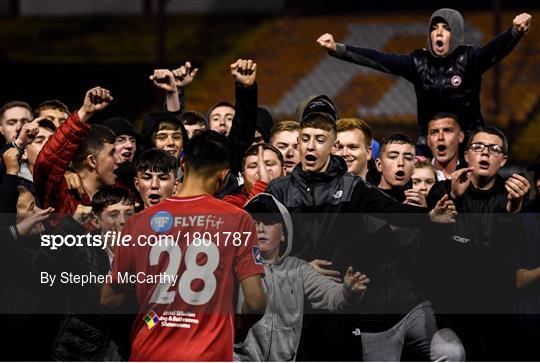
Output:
[469,142,505,156]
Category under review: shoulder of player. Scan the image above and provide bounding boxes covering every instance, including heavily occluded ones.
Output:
[200,195,252,218]
[128,200,175,224]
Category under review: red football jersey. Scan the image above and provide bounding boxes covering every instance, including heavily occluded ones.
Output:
[109,194,264,361]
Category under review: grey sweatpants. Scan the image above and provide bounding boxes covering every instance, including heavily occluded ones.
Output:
[361,301,465,361]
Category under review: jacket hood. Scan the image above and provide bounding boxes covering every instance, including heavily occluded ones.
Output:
[244,193,293,265]
[427,8,464,57]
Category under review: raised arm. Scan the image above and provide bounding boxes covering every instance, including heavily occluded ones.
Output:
[228,59,258,173]
[317,33,416,79]
[159,61,199,115]
[34,87,112,208]
[471,13,532,74]
[150,68,180,113]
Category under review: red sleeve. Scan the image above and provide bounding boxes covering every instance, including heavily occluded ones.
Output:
[223,181,268,208]
[34,111,91,209]
[248,180,268,199]
[234,211,264,282]
[223,193,247,209]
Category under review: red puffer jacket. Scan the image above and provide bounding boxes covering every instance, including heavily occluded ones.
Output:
[34,112,91,215]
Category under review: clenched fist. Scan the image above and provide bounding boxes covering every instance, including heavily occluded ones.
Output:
[513,13,532,33]
[316,33,337,52]
[230,59,257,87]
[172,61,199,88]
[149,69,177,93]
[78,87,113,123]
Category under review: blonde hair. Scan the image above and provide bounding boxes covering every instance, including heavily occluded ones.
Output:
[414,160,437,180]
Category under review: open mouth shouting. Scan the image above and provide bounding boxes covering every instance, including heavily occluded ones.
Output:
[304,154,318,166]
[478,159,491,170]
[394,170,406,181]
[120,151,133,162]
[436,144,447,155]
[433,39,446,54]
[147,193,163,205]
[437,144,447,152]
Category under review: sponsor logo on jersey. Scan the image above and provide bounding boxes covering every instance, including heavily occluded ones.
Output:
[252,246,264,265]
[151,211,174,233]
[144,309,160,329]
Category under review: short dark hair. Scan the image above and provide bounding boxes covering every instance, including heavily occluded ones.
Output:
[181,111,207,127]
[183,131,234,178]
[0,101,32,122]
[467,127,509,154]
[428,112,460,128]
[136,148,178,175]
[37,119,56,134]
[72,125,116,171]
[149,112,189,151]
[92,187,135,215]
[300,112,337,135]
[209,102,235,115]
[34,99,70,117]
[242,143,285,169]
[379,133,414,154]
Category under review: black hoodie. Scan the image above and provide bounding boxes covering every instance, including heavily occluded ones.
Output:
[330,8,525,136]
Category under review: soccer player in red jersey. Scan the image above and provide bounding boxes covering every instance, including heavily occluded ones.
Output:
[101,131,266,361]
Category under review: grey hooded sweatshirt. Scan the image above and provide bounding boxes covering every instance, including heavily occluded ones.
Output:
[234,193,363,362]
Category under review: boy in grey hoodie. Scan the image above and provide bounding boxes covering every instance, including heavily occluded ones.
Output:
[235,193,369,361]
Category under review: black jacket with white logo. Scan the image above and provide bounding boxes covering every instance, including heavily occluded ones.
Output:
[266,155,427,273]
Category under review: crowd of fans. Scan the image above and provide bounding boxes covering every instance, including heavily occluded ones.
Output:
[0,8,539,362]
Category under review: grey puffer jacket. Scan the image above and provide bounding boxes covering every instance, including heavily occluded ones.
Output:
[234,194,363,362]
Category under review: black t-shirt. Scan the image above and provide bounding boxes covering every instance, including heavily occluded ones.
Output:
[426,175,518,313]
